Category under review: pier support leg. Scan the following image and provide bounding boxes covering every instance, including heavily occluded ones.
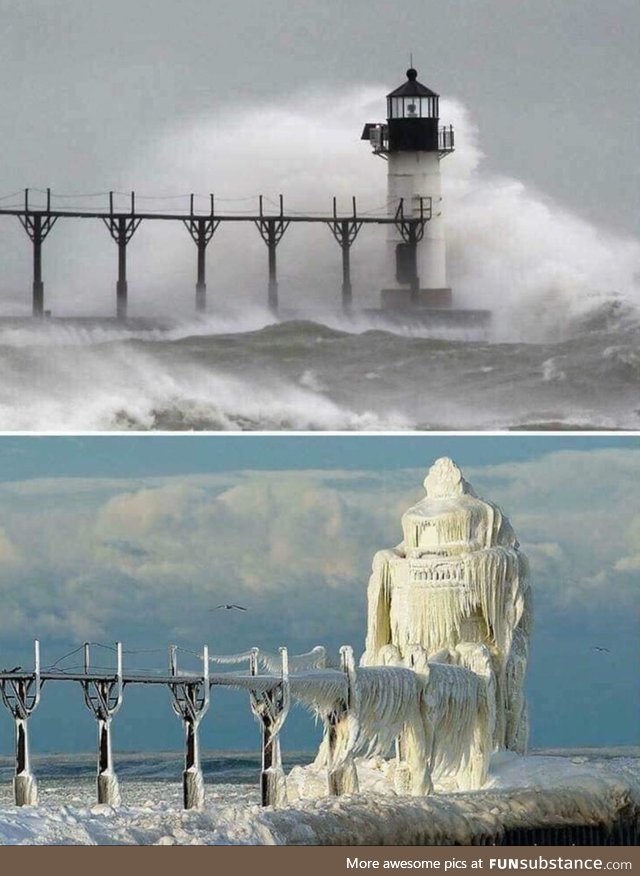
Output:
[19,199,57,317]
[0,642,42,807]
[168,644,210,811]
[408,227,419,305]
[255,203,289,317]
[14,717,37,806]
[326,717,359,796]
[393,735,412,794]
[183,211,218,314]
[249,647,290,808]
[260,721,286,808]
[325,645,359,797]
[268,228,278,315]
[183,716,205,810]
[329,206,361,315]
[341,221,352,314]
[196,234,207,313]
[97,718,121,806]
[102,200,141,321]
[392,713,434,796]
[117,223,128,321]
[81,642,124,807]
[32,217,44,317]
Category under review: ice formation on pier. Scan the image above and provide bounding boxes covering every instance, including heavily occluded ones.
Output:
[362,457,531,755]
[299,649,435,797]
[285,458,531,799]
[291,643,494,796]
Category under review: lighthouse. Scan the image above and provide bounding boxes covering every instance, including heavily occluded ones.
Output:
[362,68,455,311]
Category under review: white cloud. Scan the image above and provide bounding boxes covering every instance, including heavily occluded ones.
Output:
[468,448,640,607]
[0,448,637,648]
[612,514,640,573]
[0,526,20,566]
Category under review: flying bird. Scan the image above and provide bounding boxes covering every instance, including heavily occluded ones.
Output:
[591,646,610,653]
[210,604,248,612]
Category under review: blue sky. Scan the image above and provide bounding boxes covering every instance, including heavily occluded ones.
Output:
[0,434,627,479]
[0,435,637,756]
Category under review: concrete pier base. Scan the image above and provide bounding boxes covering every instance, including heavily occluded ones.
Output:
[328,757,359,796]
[14,772,38,806]
[183,767,205,810]
[393,761,412,794]
[381,288,453,309]
[98,772,121,807]
[262,766,288,809]
[363,305,491,331]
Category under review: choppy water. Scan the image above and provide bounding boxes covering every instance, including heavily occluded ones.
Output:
[0,306,638,431]
[0,748,637,810]
[0,750,313,808]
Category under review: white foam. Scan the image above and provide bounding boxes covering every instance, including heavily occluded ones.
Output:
[0,338,409,431]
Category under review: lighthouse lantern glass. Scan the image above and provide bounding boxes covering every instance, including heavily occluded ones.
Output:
[387,96,439,120]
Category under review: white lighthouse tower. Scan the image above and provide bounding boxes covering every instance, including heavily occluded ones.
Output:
[362,68,455,310]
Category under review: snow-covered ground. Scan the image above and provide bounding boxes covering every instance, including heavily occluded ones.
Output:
[0,750,637,845]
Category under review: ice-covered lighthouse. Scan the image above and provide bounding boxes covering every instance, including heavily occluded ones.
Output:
[362,68,456,312]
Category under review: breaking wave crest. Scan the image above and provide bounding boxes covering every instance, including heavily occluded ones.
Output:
[0,317,638,431]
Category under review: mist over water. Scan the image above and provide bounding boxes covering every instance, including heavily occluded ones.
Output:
[0,86,638,430]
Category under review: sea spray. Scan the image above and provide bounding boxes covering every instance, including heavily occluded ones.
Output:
[1,87,636,343]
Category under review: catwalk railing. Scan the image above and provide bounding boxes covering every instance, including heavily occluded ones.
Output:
[0,639,353,810]
[0,190,433,318]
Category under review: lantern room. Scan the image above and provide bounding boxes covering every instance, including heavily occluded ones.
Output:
[361,68,454,156]
[386,68,442,153]
[387,68,440,120]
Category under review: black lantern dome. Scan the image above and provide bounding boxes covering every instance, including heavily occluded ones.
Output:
[386,68,441,152]
[386,68,440,121]
[361,68,454,157]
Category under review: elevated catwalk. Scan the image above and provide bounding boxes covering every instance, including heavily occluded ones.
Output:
[0,190,489,330]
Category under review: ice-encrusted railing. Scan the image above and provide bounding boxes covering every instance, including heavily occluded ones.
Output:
[0,638,493,811]
[0,640,337,810]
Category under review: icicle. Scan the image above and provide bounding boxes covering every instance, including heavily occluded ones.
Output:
[362,458,531,767]
[259,646,327,673]
[405,645,493,790]
[362,550,395,664]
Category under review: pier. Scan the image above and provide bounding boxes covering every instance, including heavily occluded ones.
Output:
[0,639,342,810]
[0,189,431,318]
[0,640,637,844]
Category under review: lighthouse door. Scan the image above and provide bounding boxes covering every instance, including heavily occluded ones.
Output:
[395,242,417,286]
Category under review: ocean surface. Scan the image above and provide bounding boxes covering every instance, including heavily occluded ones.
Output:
[0,307,638,431]
[0,747,636,809]
[0,750,312,808]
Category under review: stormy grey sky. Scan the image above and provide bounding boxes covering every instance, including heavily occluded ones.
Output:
[0,0,637,236]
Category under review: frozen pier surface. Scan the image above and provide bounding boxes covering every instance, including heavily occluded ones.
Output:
[0,751,637,845]
[281,752,639,846]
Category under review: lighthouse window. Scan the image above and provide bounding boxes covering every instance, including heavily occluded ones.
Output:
[388,96,439,119]
[389,97,412,118]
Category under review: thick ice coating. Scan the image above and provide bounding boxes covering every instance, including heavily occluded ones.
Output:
[362,457,531,754]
